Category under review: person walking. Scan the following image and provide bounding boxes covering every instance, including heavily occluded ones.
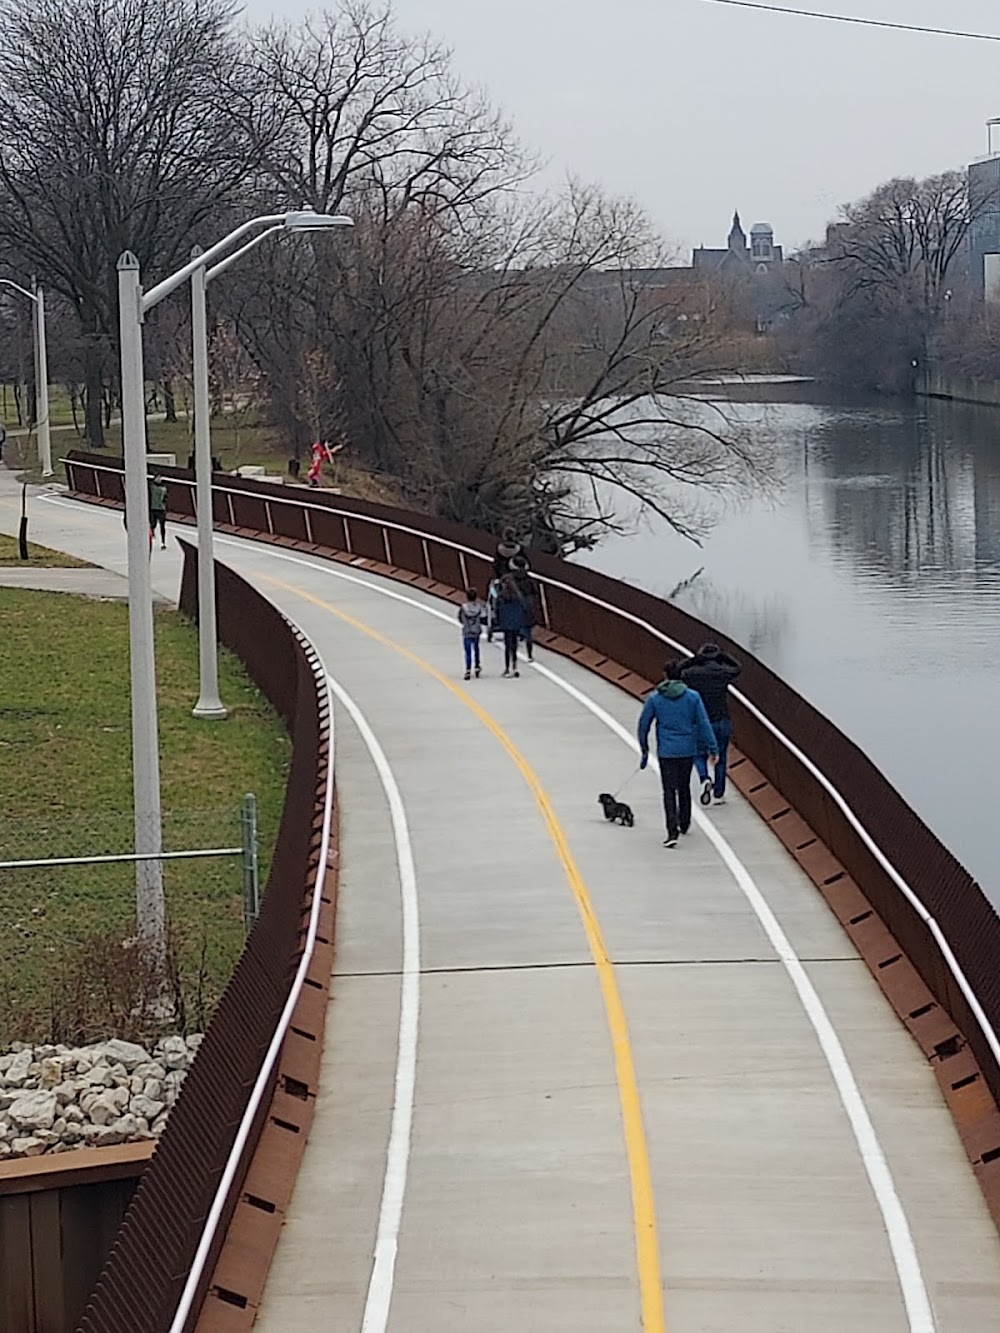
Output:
[457,587,487,680]
[638,661,718,848]
[509,555,538,662]
[679,643,742,805]
[495,574,528,677]
[493,526,526,579]
[149,476,168,550]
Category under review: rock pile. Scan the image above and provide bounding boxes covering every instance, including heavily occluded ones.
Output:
[0,1034,203,1159]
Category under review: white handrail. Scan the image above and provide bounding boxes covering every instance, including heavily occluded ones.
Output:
[64,457,1000,1080]
[167,624,335,1333]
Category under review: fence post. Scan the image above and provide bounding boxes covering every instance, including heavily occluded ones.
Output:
[241,793,259,930]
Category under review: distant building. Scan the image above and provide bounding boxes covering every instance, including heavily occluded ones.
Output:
[692,212,784,275]
[969,124,1000,298]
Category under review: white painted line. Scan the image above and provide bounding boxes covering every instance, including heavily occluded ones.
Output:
[327,673,420,1333]
[524,663,937,1333]
[211,537,938,1333]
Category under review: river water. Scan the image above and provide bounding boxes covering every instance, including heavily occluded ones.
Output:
[576,391,1000,907]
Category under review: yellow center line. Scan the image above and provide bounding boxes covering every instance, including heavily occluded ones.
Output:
[261,573,666,1332]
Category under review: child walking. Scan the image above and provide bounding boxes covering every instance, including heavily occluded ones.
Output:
[458,588,487,680]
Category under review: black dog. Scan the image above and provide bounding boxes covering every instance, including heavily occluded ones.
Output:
[598,793,634,827]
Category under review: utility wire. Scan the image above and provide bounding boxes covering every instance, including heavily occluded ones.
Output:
[701,0,1000,42]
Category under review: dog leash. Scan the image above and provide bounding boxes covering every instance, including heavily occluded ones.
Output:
[614,765,642,799]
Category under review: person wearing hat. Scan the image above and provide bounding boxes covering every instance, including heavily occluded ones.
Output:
[679,642,742,805]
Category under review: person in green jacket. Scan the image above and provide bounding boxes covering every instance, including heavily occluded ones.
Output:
[149,477,168,550]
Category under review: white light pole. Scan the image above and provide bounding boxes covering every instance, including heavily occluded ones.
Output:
[189,211,352,721]
[0,277,52,477]
[118,210,352,942]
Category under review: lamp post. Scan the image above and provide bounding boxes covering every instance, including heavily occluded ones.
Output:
[189,211,352,721]
[0,277,52,477]
[118,209,353,942]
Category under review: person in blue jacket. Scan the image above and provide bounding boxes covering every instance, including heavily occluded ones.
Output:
[638,661,718,847]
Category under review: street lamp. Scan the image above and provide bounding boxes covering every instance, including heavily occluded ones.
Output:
[117,209,353,942]
[189,210,353,720]
[0,277,52,477]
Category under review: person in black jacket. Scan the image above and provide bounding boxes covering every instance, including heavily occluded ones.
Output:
[678,643,741,805]
[509,556,538,661]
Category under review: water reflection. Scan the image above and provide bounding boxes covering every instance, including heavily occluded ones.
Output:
[575,394,1000,904]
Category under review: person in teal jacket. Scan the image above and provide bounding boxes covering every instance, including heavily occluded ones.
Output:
[638,661,718,847]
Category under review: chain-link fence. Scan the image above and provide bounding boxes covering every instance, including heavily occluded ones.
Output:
[0,802,258,1043]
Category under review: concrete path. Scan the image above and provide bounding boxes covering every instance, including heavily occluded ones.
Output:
[4,478,1000,1333]
[0,566,147,600]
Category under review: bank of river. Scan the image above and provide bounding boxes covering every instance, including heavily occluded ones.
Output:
[575,392,1000,907]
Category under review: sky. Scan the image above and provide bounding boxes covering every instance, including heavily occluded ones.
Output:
[246,0,1000,261]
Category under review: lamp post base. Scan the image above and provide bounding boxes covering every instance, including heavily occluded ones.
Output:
[192,698,228,720]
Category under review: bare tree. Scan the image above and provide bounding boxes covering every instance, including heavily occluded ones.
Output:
[0,0,271,445]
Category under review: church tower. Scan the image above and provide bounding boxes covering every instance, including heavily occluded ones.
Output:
[727,210,747,255]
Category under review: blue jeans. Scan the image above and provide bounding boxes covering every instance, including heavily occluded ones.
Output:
[694,718,732,797]
[463,636,481,670]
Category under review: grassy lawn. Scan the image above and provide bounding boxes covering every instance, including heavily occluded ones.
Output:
[0,588,292,1041]
[0,533,94,568]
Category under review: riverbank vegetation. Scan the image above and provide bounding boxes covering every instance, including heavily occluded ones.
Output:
[0,0,773,550]
[765,170,999,395]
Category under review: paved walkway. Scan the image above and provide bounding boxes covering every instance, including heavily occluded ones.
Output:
[4,478,1000,1332]
[0,566,146,599]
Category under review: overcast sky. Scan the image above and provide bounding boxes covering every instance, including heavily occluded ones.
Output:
[248,0,1000,260]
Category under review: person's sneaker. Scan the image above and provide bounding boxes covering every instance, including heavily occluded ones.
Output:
[700,779,712,806]
[713,795,726,805]
[475,666,481,678]
[463,669,471,681]
[161,542,166,549]
[663,837,678,849]
[680,826,690,836]
[502,670,511,678]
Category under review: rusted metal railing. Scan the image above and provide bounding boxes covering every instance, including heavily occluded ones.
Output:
[74,536,334,1333]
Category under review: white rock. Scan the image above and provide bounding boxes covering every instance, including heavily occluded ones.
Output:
[53,1081,76,1105]
[135,1117,150,1137]
[111,1113,138,1137]
[0,1142,10,1158]
[151,1112,169,1136]
[0,1092,17,1111]
[142,1078,164,1101]
[8,1090,57,1132]
[185,1034,204,1051]
[63,1105,84,1125]
[129,1075,145,1096]
[87,1092,121,1127]
[0,1053,14,1073]
[38,1058,65,1089]
[130,1094,165,1121]
[52,1117,66,1136]
[103,1039,150,1070]
[94,1125,126,1147]
[81,1123,103,1142]
[62,1123,84,1142]
[12,1136,46,1157]
[133,1062,166,1083]
[81,1064,112,1087]
[3,1050,33,1087]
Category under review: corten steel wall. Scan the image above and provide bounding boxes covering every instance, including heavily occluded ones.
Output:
[63,451,1000,1105]
[74,540,331,1333]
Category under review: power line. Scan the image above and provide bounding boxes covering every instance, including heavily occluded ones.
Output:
[701,0,1000,42]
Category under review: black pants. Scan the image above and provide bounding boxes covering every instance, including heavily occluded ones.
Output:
[503,630,519,672]
[658,756,693,839]
[151,509,166,543]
